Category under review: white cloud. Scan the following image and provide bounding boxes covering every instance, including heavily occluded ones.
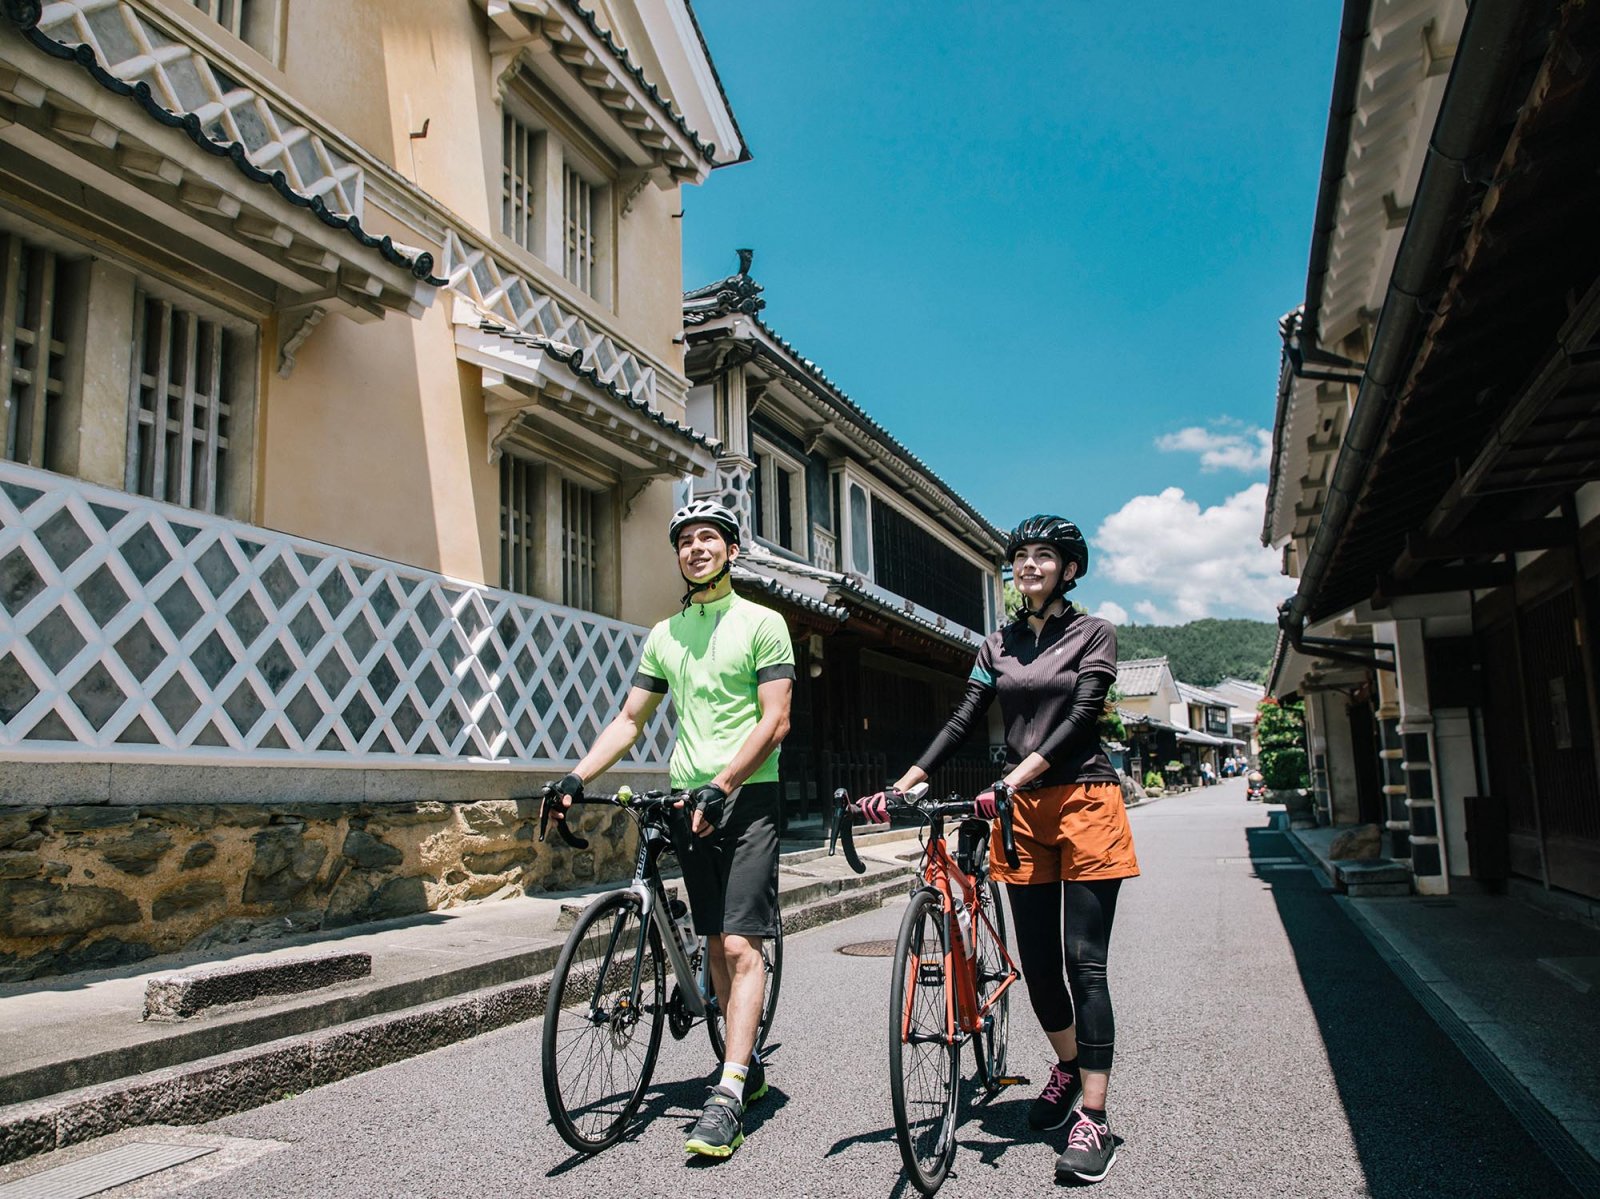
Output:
[1094,600,1129,624]
[1094,484,1287,623]
[1155,424,1271,473]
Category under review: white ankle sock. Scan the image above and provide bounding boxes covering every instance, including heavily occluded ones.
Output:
[718,1061,748,1101]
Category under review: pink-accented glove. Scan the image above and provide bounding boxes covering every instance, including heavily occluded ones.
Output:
[857,792,893,824]
[973,789,1000,820]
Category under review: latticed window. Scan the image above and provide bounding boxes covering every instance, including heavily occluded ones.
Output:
[502,114,540,253]
[127,293,232,514]
[191,0,248,39]
[1,233,73,470]
[499,453,540,595]
[562,478,599,609]
[563,167,596,296]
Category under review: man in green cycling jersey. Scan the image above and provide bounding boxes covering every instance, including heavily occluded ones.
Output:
[550,499,794,1159]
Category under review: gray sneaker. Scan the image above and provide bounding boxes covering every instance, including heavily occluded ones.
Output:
[745,1056,768,1104]
[1055,1110,1117,1183]
[684,1086,744,1157]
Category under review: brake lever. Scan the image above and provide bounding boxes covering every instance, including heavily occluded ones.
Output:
[830,788,866,875]
[538,785,591,850]
[995,782,1021,870]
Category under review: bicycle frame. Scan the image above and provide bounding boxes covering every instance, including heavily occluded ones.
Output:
[909,818,1016,1046]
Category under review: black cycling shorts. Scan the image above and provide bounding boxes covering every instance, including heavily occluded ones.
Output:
[667,781,781,938]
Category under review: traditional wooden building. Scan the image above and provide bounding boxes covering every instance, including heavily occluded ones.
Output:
[0,0,746,977]
[1266,0,1600,902]
[682,256,1007,822]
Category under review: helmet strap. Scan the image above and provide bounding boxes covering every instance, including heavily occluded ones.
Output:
[680,560,733,613]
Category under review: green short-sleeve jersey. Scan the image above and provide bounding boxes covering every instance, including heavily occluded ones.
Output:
[633,591,796,790]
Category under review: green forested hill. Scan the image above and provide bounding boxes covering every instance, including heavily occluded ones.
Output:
[1113,619,1276,686]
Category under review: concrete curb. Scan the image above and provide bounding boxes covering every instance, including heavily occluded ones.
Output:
[0,871,910,1166]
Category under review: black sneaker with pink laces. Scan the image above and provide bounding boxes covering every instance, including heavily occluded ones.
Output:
[1054,1109,1116,1183]
[1027,1061,1081,1130]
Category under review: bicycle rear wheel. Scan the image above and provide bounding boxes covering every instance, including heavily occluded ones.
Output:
[541,890,665,1154]
[971,881,1011,1092]
[706,910,784,1061]
[889,888,960,1196]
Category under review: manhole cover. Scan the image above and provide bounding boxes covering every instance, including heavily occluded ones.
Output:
[837,940,896,957]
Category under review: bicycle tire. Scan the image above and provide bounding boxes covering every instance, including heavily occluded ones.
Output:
[889,888,960,1196]
[541,890,665,1154]
[706,910,784,1061]
[971,881,1011,1092]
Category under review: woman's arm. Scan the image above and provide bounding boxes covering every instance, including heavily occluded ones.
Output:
[1030,669,1114,769]
[892,677,995,790]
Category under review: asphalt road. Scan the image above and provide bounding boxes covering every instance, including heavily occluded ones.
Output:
[80,779,1579,1198]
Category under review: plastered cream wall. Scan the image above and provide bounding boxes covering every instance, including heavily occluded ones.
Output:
[250,2,699,607]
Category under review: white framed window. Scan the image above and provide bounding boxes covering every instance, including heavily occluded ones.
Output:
[498,448,615,614]
[499,91,614,303]
[561,477,600,610]
[1,231,76,471]
[502,113,541,254]
[753,439,806,555]
[126,292,236,514]
[499,453,541,596]
[188,0,281,58]
[563,166,597,296]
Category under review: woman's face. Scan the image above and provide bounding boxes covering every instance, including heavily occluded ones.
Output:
[1012,543,1077,605]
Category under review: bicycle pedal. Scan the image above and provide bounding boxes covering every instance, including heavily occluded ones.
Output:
[993,1075,1031,1088]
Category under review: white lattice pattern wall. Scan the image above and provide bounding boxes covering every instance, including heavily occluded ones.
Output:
[441,231,658,409]
[38,0,365,217]
[0,462,672,768]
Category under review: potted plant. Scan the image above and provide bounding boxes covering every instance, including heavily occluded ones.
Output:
[1143,768,1165,796]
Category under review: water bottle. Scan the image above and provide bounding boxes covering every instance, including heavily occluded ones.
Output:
[668,896,694,950]
[954,897,975,961]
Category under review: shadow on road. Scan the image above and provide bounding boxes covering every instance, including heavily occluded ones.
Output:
[1247,815,1581,1199]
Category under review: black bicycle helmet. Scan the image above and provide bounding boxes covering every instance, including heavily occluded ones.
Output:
[1005,514,1089,600]
[668,499,741,547]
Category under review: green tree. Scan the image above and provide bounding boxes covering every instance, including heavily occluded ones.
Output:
[1112,618,1277,686]
[1256,697,1309,789]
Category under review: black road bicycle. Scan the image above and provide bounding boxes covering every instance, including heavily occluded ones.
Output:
[536,785,783,1154]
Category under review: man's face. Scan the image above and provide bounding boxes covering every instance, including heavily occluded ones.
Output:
[676,522,735,582]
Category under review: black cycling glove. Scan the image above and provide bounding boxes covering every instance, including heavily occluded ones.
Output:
[550,772,584,820]
[691,783,728,829]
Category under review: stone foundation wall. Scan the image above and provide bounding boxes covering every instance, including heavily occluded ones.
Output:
[0,798,639,983]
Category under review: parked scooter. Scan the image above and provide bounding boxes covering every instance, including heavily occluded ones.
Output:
[1245,771,1266,802]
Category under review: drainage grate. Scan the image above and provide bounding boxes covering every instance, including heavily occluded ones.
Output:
[0,1142,216,1199]
[837,940,896,957]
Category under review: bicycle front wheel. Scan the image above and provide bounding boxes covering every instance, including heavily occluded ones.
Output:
[889,888,960,1196]
[971,881,1011,1092]
[706,910,784,1061]
[541,890,665,1154]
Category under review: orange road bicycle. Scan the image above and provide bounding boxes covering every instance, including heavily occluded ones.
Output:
[831,781,1023,1195]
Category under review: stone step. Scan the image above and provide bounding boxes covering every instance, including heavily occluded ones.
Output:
[1346,882,1413,898]
[143,951,371,1021]
[1336,859,1411,888]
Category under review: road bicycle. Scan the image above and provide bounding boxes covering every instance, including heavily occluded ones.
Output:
[831,781,1022,1196]
[536,784,783,1154]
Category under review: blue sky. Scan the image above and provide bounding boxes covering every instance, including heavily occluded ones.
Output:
[680,1,1341,626]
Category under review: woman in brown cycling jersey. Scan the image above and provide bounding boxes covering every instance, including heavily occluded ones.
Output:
[888,514,1137,1186]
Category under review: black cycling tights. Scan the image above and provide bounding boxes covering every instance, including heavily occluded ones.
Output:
[1005,878,1122,1071]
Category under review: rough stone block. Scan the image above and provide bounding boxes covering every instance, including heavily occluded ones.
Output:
[180,842,217,870]
[243,826,326,903]
[144,949,372,1019]
[0,880,139,937]
[1329,824,1382,861]
[341,829,402,869]
[173,1044,314,1123]
[462,848,528,876]
[55,1077,182,1147]
[151,879,225,921]
[0,851,43,880]
[99,821,174,875]
[0,1105,56,1166]
[0,809,43,848]
[50,806,136,832]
